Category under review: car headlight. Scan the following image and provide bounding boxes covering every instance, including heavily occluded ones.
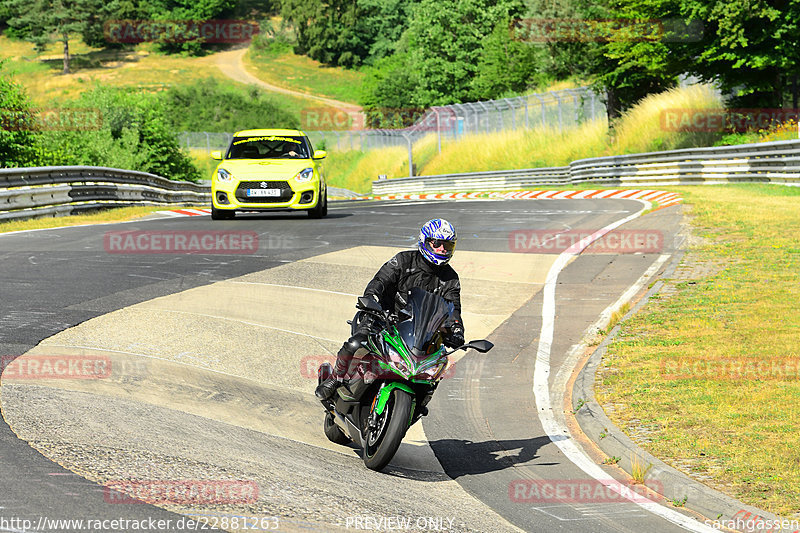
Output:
[217,168,232,182]
[294,167,314,183]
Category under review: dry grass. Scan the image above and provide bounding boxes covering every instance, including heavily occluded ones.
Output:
[417,83,723,177]
[421,118,610,175]
[0,35,323,117]
[611,84,724,154]
[630,454,653,484]
[596,184,800,516]
[0,206,164,233]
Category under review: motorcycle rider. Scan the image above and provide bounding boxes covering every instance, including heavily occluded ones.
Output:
[315,218,465,401]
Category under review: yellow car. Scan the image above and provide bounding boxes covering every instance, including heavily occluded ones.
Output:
[210,129,328,220]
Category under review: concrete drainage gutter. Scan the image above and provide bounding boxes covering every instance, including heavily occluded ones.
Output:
[570,249,787,531]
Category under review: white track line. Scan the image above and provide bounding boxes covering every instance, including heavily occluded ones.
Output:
[224,281,359,297]
[533,200,717,532]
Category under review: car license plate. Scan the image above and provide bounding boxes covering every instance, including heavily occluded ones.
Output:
[247,188,281,197]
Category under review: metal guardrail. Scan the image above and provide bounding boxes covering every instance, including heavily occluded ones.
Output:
[372,139,800,194]
[0,166,210,222]
[4,139,797,221]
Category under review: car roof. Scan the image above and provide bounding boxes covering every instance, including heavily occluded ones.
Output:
[233,129,307,137]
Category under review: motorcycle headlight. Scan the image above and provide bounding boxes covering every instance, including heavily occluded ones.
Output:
[384,344,410,378]
[217,168,233,182]
[294,167,314,183]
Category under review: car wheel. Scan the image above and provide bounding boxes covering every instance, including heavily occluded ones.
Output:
[211,205,235,220]
[307,187,327,219]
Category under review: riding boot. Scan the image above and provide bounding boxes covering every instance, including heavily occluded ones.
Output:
[315,343,355,400]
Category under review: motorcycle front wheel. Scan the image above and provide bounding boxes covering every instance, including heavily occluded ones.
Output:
[362,389,413,471]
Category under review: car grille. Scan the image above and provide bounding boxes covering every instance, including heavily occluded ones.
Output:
[235,181,294,203]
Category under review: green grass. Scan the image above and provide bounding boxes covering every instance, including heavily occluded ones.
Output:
[244,47,364,105]
[322,133,441,193]
[596,184,800,517]
[188,149,219,182]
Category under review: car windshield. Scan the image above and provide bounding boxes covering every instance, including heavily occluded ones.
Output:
[226,135,311,159]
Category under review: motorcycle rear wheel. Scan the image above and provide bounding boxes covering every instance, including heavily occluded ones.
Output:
[362,389,413,471]
[323,412,350,445]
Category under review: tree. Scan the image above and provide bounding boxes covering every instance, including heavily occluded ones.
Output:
[471,16,546,100]
[360,51,423,127]
[5,0,109,74]
[585,0,800,116]
[281,0,421,67]
[527,0,693,121]
[594,0,690,120]
[135,0,238,55]
[679,0,796,108]
[401,0,528,106]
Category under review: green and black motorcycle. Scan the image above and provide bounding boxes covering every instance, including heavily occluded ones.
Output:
[317,287,493,471]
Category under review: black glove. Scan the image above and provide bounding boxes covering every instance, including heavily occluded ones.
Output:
[444,322,465,348]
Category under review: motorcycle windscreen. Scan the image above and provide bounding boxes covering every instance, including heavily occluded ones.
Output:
[396,287,454,355]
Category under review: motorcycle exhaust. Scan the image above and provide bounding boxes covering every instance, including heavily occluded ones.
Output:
[345,418,365,448]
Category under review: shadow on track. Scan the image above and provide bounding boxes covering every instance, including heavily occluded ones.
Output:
[428,436,555,478]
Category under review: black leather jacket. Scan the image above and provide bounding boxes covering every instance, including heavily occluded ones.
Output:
[363,250,462,327]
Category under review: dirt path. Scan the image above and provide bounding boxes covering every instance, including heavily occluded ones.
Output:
[213,47,364,119]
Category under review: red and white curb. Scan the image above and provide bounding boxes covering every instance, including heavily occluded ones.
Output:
[158,190,681,216]
[344,189,682,207]
[157,208,211,217]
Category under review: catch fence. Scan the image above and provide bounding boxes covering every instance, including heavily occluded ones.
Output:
[178,87,605,154]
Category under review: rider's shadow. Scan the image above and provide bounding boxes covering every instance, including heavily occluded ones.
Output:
[379,436,555,481]
[427,436,556,478]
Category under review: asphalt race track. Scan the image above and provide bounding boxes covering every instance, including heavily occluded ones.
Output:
[0,198,712,532]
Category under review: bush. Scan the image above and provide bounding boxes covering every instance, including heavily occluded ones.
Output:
[251,19,294,55]
[42,86,200,181]
[0,72,41,167]
[163,77,300,133]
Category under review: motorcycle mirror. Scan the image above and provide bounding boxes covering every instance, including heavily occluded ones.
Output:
[357,296,382,312]
[464,340,493,353]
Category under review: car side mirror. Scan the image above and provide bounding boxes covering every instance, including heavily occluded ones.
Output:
[464,340,493,353]
[210,150,223,160]
[313,150,327,160]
